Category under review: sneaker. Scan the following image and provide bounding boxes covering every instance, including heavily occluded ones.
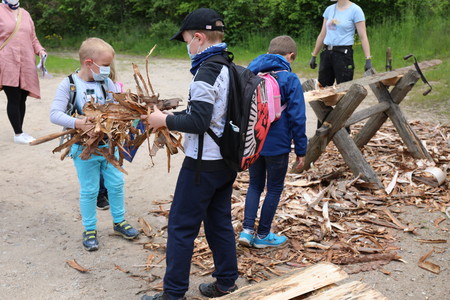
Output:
[13,133,31,144]
[199,282,237,298]
[141,292,186,300]
[253,232,287,248]
[82,230,99,251]
[113,220,139,239]
[22,132,36,143]
[238,229,254,247]
[96,193,109,210]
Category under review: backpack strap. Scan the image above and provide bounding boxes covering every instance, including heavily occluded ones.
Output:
[66,74,77,116]
[195,52,235,180]
[270,70,289,112]
[202,51,237,144]
[100,81,108,100]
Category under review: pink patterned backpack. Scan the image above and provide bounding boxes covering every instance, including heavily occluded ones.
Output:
[258,72,287,123]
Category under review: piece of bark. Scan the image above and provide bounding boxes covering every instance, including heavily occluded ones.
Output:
[334,252,401,265]
[304,280,388,300]
[220,262,348,300]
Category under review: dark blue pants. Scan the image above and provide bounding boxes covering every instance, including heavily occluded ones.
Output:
[164,160,238,299]
[99,174,107,197]
[243,153,289,236]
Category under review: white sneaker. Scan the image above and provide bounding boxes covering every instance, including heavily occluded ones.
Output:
[14,133,31,144]
[22,132,36,143]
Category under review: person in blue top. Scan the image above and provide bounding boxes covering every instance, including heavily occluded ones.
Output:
[309,0,372,87]
[238,35,307,248]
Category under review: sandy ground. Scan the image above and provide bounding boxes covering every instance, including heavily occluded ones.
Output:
[0,54,448,300]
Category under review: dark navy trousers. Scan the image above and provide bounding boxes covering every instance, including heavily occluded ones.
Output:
[163,158,238,299]
[243,153,289,236]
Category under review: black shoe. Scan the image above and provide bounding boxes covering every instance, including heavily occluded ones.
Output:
[199,282,237,298]
[82,230,99,251]
[96,194,109,210]
[141,292,185,300]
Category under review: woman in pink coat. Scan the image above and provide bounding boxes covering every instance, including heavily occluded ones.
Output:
[0,0,46,144]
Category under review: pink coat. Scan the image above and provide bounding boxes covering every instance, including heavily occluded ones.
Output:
[0,4,45,98]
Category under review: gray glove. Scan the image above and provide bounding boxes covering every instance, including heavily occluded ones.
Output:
[309,56,317,69]
[364,59,372,71]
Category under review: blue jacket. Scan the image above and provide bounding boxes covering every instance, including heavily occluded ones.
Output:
[248,54,307,156]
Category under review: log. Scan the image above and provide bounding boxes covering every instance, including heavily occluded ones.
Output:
[301,84,367,172]
[344,102,390,127]
[332,129,383,187]
[220,262,348,300]
[304,281,388,300]
[354,69,420,148]
[367,71,433,160]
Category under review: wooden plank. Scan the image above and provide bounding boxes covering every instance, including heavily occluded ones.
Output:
[303,59,441,103]
[220,262,348,300]
[304,281,388,300]
[354,69,420,148]
[381,75,402,86]
[336,59,441,93]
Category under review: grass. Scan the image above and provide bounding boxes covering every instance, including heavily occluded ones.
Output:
[43,54,79,75]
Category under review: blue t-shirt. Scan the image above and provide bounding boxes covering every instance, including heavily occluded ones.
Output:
[323,3,365,46]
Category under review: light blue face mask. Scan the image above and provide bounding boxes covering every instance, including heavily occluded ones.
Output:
[187,37,199,60]
[90,61,110,82]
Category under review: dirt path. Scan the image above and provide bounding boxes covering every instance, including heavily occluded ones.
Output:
[0,54,448,299]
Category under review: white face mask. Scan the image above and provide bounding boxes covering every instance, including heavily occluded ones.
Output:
[186,37,200,60]
[90,61,110,82]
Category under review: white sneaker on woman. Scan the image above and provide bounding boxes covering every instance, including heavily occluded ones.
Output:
[22,132,36,143]
[14,133,35,144]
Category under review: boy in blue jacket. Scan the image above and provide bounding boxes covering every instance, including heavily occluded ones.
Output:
[238,35,307,248]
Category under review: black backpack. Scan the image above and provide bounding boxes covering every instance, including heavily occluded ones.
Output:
[203,52,270,172]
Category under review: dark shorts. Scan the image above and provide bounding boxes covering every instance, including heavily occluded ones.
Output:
[318,45,354,87]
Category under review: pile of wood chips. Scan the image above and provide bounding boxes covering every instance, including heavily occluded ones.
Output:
[139,120,448,288]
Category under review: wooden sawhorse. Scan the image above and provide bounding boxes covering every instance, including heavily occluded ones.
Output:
[300,60,441,188]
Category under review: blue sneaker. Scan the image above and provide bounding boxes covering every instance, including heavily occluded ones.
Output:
[113,220,139,240]
[253,232,287,248]
[238,230,254,247]
[82,230,99,251]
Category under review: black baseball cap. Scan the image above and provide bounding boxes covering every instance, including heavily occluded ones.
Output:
[170,8,225,42]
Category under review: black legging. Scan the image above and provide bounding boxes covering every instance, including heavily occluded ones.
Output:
[3,86,29,134]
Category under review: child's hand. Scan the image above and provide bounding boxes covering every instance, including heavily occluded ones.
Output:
[75,117,95,136]
[141,105,167,131]
[291,156,305,173]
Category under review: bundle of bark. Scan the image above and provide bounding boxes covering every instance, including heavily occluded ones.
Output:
[31,46,184,174]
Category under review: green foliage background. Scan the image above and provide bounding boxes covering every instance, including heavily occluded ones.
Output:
[24,0,449,49]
